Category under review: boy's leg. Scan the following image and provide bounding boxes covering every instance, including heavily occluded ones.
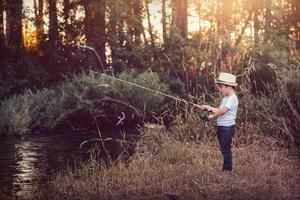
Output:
[217,126,233,171]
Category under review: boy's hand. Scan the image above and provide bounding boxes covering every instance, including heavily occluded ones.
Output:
[208,114,214,119]
[200,114,214,121]
[199,105,210,110]
[200,105,218,113]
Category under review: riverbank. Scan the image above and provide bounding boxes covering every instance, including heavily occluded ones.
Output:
[38,124,300,200]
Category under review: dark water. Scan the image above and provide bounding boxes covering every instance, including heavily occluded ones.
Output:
[0,128,137,199]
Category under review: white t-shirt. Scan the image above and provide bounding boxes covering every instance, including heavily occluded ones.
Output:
[217,93,239,127]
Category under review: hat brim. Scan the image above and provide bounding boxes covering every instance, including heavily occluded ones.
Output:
[215,80,238,87]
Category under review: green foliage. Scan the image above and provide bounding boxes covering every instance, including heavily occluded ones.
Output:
[0,70,170,135]
[109,70,170,115]
[167,78,186,97]
[0,57,48,100]
[0,91,33,134]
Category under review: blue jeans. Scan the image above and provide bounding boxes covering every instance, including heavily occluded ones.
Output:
[217,125,235,171]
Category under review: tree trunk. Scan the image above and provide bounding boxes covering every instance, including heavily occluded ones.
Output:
[84,0,106,69]
[162,0,167,43]
[7,0,23,57]
[108,0,123,72]
[218,0,233,72]
[133,0,143,45]
[34,0,44,49]
[0,0,5,53]
[117,1,126,50]
[208,1,216,38]
[253,9,259,47]
[263,0,272,44]
[290,0,300,40]
[48,0,59,50]
[235,9,254,47]
[108,0,117,59]
[125,0,134,43]
[198,1,201,33]
[63,0,70,44]
[171,0,187,38]
[221,0,233,44]
[145,0,155,48]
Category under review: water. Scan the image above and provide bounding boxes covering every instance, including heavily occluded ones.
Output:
[0,128,137,199]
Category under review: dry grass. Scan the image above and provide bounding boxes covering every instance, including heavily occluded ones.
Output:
[40,124,300,200]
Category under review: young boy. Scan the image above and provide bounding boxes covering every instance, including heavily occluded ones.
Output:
[200,72,239,171]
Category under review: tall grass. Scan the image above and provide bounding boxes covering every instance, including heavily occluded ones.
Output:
[238,65,300,145]
[40,124,300,200]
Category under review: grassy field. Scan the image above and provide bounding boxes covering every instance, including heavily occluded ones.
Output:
[39,124,300,200]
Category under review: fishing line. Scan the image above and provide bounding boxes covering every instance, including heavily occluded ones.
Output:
[77,45,202,109]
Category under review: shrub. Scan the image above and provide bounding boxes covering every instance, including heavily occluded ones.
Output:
[107,70,170,115]
[0,70,171,135]
[0,58,48,100]
[0,90,33,134]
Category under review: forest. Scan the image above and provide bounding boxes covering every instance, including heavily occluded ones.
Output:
[0,0,299,199]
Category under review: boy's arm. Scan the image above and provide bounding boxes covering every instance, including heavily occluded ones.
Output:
[208,107,229,119]
[199,105,229,119]
[200,105,218,112]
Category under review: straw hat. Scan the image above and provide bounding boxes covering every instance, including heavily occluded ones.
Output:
[215,72,238,87]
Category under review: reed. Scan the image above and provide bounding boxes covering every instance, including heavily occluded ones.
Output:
[42,124,300,200]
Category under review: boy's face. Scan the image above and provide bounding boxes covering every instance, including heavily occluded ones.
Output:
[217,83,232,96]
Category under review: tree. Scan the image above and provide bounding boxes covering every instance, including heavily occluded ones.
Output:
[162,0,168,44]
[107,0,123,71]
[84,0,106,68]
[63,0,71,44]
[217,0,234,72]
[263,0,272,44]
[48,0,59,50]
[0,0,5,53]
[34,0,45,49]
[145,0,155,48]
[289,0,300,49]
[253,7,260,47]
[234,9,254,47]
[217,0,233,43]
[171,0,188,38]
[132,0,143,45]
[6,0,23,57]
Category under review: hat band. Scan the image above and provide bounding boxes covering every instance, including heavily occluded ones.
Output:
[216,80,237,86]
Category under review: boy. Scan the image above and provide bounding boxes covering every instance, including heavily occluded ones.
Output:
[200,72,239,171]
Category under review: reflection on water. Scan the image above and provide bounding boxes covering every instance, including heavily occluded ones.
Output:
[14,142,38,198]
[0,128,136,199]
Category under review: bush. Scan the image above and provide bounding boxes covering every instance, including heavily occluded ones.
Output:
[0,57,48,100]
[0,91,33,134]
[107,70,170,115]
[0,70,171,135]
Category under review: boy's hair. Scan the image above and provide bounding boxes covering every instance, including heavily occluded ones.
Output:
[217,83,235,89]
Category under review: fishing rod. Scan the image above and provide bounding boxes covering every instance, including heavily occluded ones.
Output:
[95,70,202,108]
[77,45,203,109]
